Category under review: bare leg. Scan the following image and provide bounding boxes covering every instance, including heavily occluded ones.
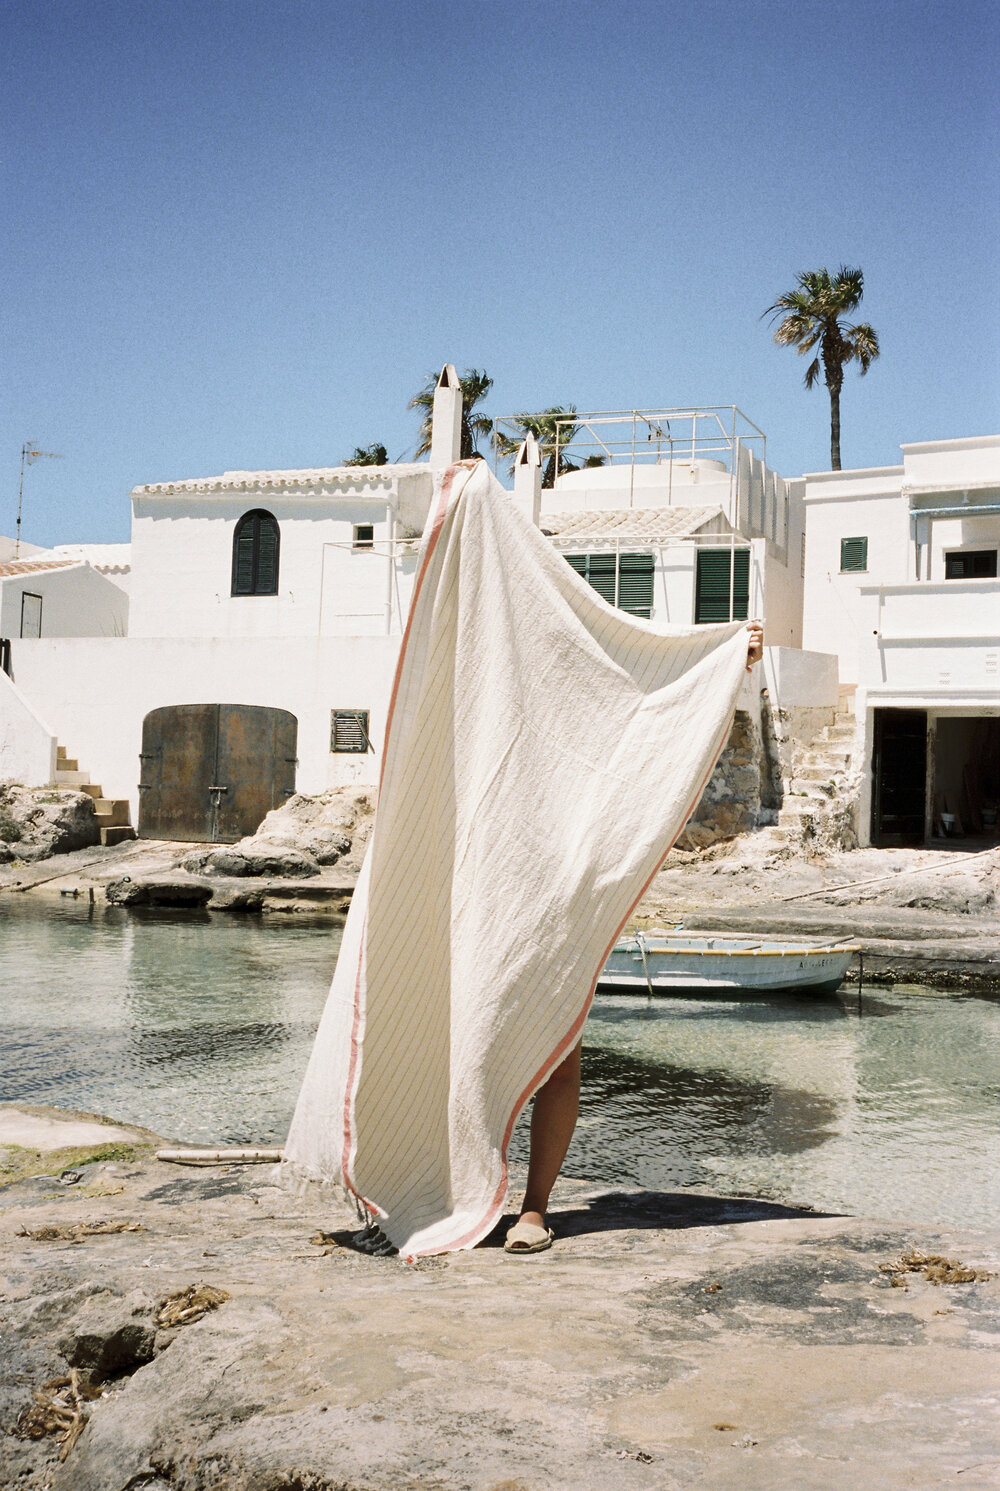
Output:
[516,1040,582,1230]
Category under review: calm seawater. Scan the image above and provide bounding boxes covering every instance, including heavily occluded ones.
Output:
[1,899,998,1229]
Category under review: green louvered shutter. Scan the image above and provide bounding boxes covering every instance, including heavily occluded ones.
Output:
[232,510,280,596]
[255,516,279,593]
[232,521,256,595]
[565,553,617,607]
[840,536,868,573]
[695,548,750,623]
[618,552,654,617]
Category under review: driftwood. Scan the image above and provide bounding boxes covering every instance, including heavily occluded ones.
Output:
[156,1147,283,1166]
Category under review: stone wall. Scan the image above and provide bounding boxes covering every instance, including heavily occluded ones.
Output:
[678,710,762,849]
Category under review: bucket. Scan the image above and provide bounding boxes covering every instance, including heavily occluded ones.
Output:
[940,813,955,835]
[982,807,998,828]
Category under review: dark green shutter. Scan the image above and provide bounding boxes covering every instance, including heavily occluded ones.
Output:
[566,553,616,607]
[695,549,749,623]
[232,510,280,596]
[840,536,868,572]
[233,523,256,595]
[618,552,654,617]
[255,517,279,593]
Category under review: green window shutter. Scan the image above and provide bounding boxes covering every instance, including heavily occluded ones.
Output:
[695,549,749,623]
[618,552,654,617]
[232,523,256,595]
[232,510,280,596]
[565,552,616,607]
[840,536,868,572]
[255,516,279,593]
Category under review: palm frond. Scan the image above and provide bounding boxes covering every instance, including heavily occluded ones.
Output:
[842,322,880,372]
[803,357,822,390]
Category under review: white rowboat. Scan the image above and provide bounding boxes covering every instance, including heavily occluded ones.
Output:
[599,930,859,996]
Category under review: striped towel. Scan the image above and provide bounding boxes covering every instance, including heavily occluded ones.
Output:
[283,460,752,1258]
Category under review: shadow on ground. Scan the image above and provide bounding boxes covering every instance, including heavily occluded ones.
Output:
[479,1187,838,1246]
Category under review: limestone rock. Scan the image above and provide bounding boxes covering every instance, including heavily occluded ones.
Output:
[58,1290,157,1378]
[0,784,99,861]
[179,788,374,880]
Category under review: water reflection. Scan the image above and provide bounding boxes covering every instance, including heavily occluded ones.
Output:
[1,900,998,1227]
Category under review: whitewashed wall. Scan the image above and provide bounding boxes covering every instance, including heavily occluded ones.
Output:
[0,565,129,640]
[801,469,909,684]
[8,635,403,817]
[0,667,58,785]
[128,470,432,639]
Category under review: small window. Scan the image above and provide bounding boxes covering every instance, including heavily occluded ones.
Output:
[944,549,997,579]
[565,552,654,617]
[840,536,868,572]
[353,524,375,550]
[232,510,280,596]
[20,592,43,638]
[331,709,371,753]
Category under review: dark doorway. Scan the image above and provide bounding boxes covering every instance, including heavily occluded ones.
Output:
[138,704,297,842]
[871,708,927,846]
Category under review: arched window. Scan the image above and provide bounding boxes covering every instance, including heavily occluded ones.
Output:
[232,510,280,596]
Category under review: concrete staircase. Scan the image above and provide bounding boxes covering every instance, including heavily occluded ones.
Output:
[776,716,859,843]
[54,746,136,846]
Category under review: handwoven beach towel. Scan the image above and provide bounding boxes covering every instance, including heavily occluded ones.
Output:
[283,460,753,1257]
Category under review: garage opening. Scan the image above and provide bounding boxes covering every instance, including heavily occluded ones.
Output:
[931,716,1000,839]
[138,703,297,842]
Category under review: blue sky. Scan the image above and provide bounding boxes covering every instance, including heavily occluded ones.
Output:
[4,0,998,546]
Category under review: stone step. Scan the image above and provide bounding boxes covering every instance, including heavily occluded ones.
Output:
[56,756,79,772]
[793,765,839,783]
[100,825,137,847]
[788,778,835,798]
[79,783,104,801]
[796,749,852,769]
[54,769,91,788]
[777,803,824,827]
[93,798,131,827]
[818,725,856,743]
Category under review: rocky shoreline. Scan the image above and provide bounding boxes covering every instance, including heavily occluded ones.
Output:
[2,1105,999,1490]
[3,806,998,992]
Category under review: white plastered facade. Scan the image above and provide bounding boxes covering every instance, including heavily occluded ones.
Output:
[802,435,1000,844]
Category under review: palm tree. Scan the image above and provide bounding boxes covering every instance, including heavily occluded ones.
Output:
[765,266,880,470]
[409,368,494,460]
[343,442,388,466]
[496,406,605,488]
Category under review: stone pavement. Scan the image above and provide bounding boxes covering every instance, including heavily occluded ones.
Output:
[1,1108,998,1490]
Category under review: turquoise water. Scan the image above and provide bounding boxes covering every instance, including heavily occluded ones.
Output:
[1,898,998,1228]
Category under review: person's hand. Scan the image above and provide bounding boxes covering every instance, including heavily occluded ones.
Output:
[745,620,764,670]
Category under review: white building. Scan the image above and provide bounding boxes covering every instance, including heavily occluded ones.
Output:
[802,434,1000,845]
[2,381,834,846]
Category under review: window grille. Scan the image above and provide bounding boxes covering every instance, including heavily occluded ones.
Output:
[331,709,371,753]
[694,549,749,623]
[839,536,868,573]
[564,552,654,617]
[944,549,997,579]
[232,510,280,595]
[353,524,375,550]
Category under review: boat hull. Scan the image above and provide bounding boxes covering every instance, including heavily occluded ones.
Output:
[598,933,857,996]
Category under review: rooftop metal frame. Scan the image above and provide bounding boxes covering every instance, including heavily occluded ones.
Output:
[491,405,767,513]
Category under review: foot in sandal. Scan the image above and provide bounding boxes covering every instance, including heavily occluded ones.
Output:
[504,1212,554,1255]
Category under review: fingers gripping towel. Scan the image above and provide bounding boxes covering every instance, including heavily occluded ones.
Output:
[282,461,752,1258]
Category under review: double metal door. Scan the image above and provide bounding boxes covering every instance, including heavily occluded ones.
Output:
[138,703,297,843]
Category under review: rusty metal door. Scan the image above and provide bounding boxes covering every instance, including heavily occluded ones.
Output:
[139,704,297,842]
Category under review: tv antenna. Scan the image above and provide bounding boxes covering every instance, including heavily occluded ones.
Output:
[15,442,63,557]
